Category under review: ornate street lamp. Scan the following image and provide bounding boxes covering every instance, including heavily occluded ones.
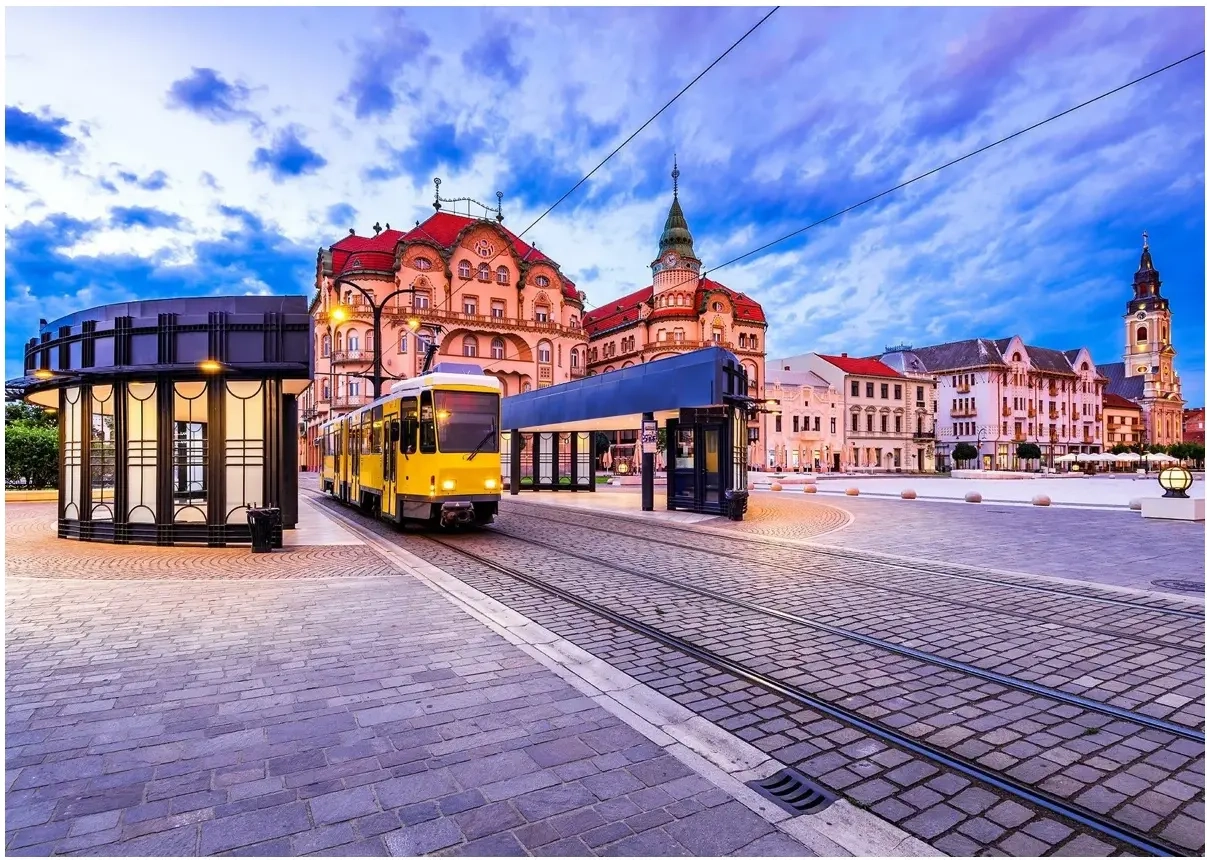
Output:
[1158,466,1193,499]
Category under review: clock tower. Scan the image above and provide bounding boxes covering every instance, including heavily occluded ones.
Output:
[1121,232,1183,444]
[651,156,701,294]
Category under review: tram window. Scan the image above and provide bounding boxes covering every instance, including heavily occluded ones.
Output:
[434,390,499,453]
[371,406,383,454]
[419,391,437,453]
[361,414,372,455]
[400,397,418,454]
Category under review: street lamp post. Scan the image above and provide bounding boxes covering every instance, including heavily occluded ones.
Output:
[977,426,989,470]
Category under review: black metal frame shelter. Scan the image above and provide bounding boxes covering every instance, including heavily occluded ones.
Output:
[8,296,313,547]
[500,347,752,517]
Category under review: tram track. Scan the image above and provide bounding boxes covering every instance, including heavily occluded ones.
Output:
[475,522,1202,743]
[411,529,1187,858]
[507,500,1204,621]
[304,488,1203,856]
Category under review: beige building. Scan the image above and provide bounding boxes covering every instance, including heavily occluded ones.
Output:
[772,353,937,472]
[761,367,844,472]
[1103,393,1144,448]
[1100,235,1184,446]
[582,162,767,464]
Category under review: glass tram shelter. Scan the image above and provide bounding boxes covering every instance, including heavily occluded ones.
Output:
[7,296,313,546]
[500,347,753,518]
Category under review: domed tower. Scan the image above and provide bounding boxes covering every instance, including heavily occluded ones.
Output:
[1123,232,1174,383]
[651,156,701,294]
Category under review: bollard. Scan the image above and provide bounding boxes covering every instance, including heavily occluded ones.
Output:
[1128,498,1143,511]
[901,489,917,500]
[965,492,982,503]
[1031,494,1051,507]
[770,482,783,492]
[804,485,817,494]
[845,487,859,496]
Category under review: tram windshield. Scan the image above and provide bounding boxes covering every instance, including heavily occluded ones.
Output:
[435,391,499,454]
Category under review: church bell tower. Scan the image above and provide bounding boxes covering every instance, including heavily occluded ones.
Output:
[651,156,701,294]
[1123,232,1174,383]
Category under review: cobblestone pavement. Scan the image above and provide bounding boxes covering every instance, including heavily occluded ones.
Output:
[4,503,395,580]
[751,491,1206,597]
[5,509,813,857]
[325,494,1205,857]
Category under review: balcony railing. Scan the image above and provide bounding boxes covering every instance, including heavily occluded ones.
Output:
[1072,409,1080,420]
[913,430,936,439]
[1027,408,1036,417]
[406,306,586,338]
[1048,410,1059,420]
[569,367,585,379]
[1002,406,1012,416]
[956,384,971,393]
[951,408,977,417]
[333,393,370,408]
[1013,433,1025,442]
[332,349,370,364]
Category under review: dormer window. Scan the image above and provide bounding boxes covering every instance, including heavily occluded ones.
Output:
[413,257,432,271]
[712,301,722,312]
[457,260,471,279]
[534,275,550,287]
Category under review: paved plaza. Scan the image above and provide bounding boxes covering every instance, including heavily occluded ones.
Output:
[5,485,1204,857]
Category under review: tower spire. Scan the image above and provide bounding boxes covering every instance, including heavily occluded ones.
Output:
[1142,229,1148,250]
[672,154,679,198]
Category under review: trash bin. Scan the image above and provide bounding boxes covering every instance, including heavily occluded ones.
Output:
[246,506,281,553]
[724,489,749,522]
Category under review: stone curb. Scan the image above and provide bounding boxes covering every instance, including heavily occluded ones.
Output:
[319,507,937,858]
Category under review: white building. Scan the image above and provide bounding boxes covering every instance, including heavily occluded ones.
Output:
[887,338,1106,471]
[772,353,936,472]
[761,367,844,472]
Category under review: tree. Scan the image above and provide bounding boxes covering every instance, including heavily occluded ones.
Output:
[6,402,56,429]
[952,442,978,467]
[1109,443,1132,455]
[594,432,610,458]
[5,422,59,489]
[1016,442,1042,466]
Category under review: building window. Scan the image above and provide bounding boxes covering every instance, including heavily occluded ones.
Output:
[851,381,859,397]
[658,329,667,342]
[534,275,550,287]
[881,383,889,398]
[458,260,471,279]
[398,336,407,354]
[491,300,505,319]
[1137,325,1148,342]
[851,414,860,432]
[831,417,837,434]
[348,334,360,351]
[477,263,490,282]
[321,334,330,357]
[775,415,782,433]
[793,415,799,433]
[535,304,550,323]
[712,328,722,344]
[496,266,510,285]
[881,414,888,433]
[522,382,532,392]
[462,335,478,358]
[674,329,684,343]
[417,330,432,353]
[894,384,902,400]
[866,382,874,398]
[538,341,552,363]
[814,416,821,432]
[750,335,758,349]
[739,333,748,348]
[414,292,430,309]
[894,415,902,433]
[491,337,505,360]
[570,349,579,368]
[463,298,477,315]
[866,414,874,432]
[413,257,432,270]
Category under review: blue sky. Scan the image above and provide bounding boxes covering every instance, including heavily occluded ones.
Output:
[5,6,1204,405]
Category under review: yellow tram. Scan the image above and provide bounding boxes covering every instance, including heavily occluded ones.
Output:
[319,365,502,527]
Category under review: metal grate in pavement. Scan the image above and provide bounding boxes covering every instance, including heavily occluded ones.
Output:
[748,767,837,816]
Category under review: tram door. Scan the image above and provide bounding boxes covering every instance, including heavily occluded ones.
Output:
[382,413,400,520]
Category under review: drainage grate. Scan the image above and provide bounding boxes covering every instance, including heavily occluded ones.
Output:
[1151,578,1205,595]
[748,767,837,816]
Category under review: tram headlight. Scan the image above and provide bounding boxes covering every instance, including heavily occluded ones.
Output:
[441,479,457,491]
[484,478,497,490]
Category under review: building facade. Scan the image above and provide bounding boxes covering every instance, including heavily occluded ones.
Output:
[1103,393,1144,448]
[301,190,588,470]
[761,367,845,472]
[581,163,767,465]
[891,338,1106,471]
[1099,235,1184,446]
[1183,407,1204,444]
[773,353,936,472]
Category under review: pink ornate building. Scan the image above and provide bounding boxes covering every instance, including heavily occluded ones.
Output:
[582,163,768,464]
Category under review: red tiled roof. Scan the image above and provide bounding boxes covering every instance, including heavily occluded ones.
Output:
[328,212,578,299]
[817,354,903,379]
[1103,392,1141,410]
[581,277,766,336]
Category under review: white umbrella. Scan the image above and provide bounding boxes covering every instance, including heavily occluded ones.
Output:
[1097,453,1118,463]
[1115,452,1142,462]
[1054,453,1078,463]
[1148,452,1177,463]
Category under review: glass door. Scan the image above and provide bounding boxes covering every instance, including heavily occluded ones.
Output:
[702,427,721,509]
[670,426,696,507]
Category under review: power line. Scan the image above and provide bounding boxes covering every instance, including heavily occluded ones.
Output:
[441,5,780,309]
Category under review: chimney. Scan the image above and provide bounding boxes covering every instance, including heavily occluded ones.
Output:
[841,352,848,358]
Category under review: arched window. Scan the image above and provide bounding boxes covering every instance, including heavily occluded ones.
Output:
[739,333,748,348]
[496,266,510,285]
[321,334,331,357]
[713,301,722,311]
[570,349,579,368]
[534,275,549,287]
[398,335,407,354]
[1080,361,1089,371]
[462,335,479,357]
[522,381,532,393]
[750,335,758,349]
[1137,325,1148,342]
[417,329,432,353]
[335,332,344,351]
[413,257,432,270]
[570,316,579,330]
[1012,352,1022,362]
[348,333,360,351]
[538,341,552,363]
[491,337,505,360]
[477,263,490,282]
[366,332,375,352]
[457,260,471,279]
